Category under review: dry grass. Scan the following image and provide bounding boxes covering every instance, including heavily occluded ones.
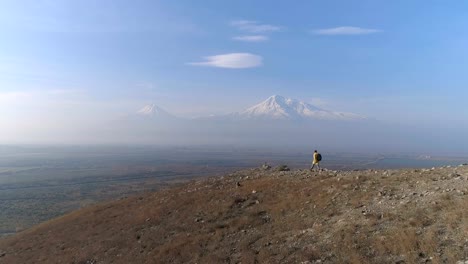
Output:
[1,166,468,263]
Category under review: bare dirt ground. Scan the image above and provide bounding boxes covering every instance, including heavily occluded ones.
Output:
[1,164,468,264]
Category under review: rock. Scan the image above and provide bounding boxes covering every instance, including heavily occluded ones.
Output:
[276,165,290,171]
[395,256,406,264]
[261,163,271,170]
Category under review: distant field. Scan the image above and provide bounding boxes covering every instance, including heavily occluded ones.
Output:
[0,145,466,237]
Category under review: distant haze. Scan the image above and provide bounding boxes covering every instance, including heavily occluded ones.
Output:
[1,1,468,155]
[2,94,467,156]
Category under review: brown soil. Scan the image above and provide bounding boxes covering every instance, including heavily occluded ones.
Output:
[1,165,468,264]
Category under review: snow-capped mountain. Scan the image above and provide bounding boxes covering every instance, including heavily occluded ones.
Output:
[133,96,365,123]
[236,95,365,121]
[137,104,174,118]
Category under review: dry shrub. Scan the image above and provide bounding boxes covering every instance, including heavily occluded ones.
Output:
[373,228,420,261]
[301,245,321,261]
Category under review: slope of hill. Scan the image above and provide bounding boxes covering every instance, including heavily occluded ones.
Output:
[1,165,468,263]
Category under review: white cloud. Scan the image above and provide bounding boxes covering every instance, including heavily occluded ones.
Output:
[232,35,269,42]
[312,26,381,35]
[188,53,262,69]
[230,20,282,33]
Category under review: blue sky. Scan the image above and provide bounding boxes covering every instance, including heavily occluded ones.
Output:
[1,0,468,143]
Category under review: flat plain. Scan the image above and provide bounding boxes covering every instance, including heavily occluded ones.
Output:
[0,146,465,238]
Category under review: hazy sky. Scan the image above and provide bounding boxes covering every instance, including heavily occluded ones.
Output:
[1,0,468,146]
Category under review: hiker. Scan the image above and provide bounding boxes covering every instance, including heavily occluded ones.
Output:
[310,150,322,171]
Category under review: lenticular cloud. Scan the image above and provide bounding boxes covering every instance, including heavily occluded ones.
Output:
[188,53,262,69]
[312,26,381,35]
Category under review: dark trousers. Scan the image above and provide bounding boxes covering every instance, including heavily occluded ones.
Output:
[310,162,320,170]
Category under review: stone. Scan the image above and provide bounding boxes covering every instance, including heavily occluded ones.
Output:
[261,163,271,170]
[277,165,290,172]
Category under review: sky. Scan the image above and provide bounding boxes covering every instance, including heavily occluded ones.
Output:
[1,0,468,149]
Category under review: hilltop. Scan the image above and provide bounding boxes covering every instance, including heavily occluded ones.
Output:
[1,165,468,263]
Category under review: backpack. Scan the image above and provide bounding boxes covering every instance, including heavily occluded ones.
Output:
[316,153,322,161]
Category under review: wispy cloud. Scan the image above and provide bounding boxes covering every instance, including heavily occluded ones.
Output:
[0,91,33,103]
[46,89,81,95]
[0,1,202,34]
[135,81,157,91]
[312,26,381,35]
[309,97,330,108]
[232,35,269,42]
[0,89,82,105]
[188,53,262,69]
[230,20,282,33]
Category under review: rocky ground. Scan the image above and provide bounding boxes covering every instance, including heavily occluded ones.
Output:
[1,164,468,263]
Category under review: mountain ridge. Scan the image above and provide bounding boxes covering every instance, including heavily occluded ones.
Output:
[236,95,365,121]
[137,95,366,122]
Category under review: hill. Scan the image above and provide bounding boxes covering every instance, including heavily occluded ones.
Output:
[1,165,468,263]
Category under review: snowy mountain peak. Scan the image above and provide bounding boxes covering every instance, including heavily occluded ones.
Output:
[137,104,172,117]
[240,95,321,119]
[239,95,365,121]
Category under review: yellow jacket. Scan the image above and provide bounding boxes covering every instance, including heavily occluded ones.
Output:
[313,152,319,164]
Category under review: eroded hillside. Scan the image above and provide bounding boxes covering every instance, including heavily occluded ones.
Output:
[1,165,468,264]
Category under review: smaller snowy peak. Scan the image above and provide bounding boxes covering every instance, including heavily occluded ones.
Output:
[138,104,156,115]
[137,104,173,118]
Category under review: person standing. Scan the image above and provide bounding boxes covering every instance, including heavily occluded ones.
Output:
[310,150,322,171]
